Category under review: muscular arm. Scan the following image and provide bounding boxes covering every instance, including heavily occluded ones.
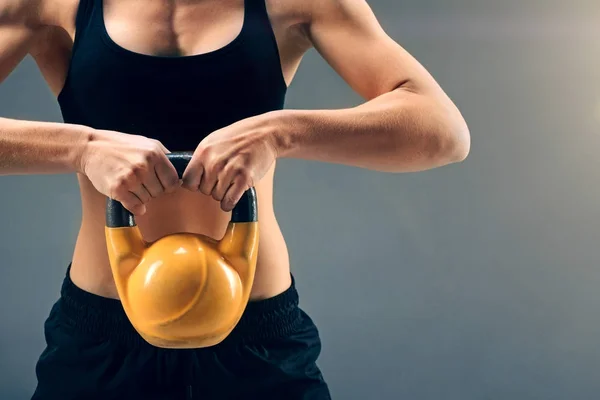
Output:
[271,0,470,172]
[0,0,90,175]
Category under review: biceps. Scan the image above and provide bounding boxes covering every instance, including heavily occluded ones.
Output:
[0,24,37,83]
[307,0,438,100]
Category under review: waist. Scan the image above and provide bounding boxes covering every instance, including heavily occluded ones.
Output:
[71,175,291,301]
[59,265,302,348]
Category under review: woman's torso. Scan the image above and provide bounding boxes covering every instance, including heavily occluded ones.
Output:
[31,0,311,300]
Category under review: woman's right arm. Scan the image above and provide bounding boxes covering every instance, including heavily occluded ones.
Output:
[0,0,181,215]
[0,117,93,175]
[0,0,91,175]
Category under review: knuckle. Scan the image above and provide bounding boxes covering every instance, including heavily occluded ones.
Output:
[114,174,131,190]
[228,161,251,180]
[154,142,167,155]
[235,173,253,190]
[197,145,212,158]
[202,166,214,178]
[225,163,242,175]
[223,195,236,209]
[204,160,221,176]
[127,165,143,178]
[122,169,138,183]
[194,148,208,164]
[202,150,221,168]
[110,172,136,196]
[222,163,244,181]
[143,149,158,163]
[133,160,149,173]
[237,168,252,182]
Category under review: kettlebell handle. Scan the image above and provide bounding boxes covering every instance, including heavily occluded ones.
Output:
[105,152,258,228]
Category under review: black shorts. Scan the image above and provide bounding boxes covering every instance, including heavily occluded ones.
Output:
[32,266,331,400]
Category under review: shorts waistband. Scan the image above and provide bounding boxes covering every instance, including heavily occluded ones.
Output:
[58,265,303,348]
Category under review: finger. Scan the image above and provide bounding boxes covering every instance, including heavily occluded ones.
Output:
[153,139,170,154]
[181,161,204,191]
[212,166,238,202]
[142,169,166,198]
[198,165,218,196]
[221,178,248,212]
[155,154,181,193]
[118,191,146,216]
[130,184,152,205]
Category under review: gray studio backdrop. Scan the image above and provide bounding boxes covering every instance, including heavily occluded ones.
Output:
[2,1,600,399]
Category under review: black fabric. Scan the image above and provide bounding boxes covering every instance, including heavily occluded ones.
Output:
[32,267,331,400]
[58,0,287,152]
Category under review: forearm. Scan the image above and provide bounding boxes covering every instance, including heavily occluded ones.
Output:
[272,88,470,173]
[0,117,92,175]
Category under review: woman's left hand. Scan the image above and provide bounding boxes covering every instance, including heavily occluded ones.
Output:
[181,116,279,212]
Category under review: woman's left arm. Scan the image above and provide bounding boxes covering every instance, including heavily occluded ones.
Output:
[270,0,470,172]
[183,0,470,211]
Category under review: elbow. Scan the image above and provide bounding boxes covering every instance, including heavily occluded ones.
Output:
[442,116,470,164]
[392,82,470,166]
[384,118,470,173]
[423,97,471,167]
[389,87,470,169]
[421,120,470,170]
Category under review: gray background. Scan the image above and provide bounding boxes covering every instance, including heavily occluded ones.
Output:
[1,0,600,399]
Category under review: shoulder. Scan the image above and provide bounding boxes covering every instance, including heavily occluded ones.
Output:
[263,0,376,43]
[0,0,78,29]
[266,0,367,23]
[0,0,41,26]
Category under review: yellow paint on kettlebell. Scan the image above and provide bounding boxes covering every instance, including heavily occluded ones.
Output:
[104,153,259,349]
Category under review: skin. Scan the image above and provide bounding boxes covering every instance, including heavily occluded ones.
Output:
[0,0,470,301]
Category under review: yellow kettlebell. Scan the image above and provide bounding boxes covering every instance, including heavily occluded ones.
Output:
[104,152,259,349]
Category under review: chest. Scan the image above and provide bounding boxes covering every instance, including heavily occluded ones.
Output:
[102,0,247,57]
[35,0,308,96]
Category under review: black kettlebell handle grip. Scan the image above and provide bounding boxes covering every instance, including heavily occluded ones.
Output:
[106,152,258,228]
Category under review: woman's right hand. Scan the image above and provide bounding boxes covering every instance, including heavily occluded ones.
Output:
[79,130,181,216]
